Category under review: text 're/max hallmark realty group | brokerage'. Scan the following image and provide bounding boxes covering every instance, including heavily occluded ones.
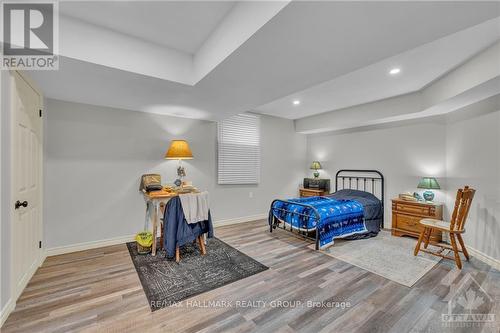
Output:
[150,300,352,309]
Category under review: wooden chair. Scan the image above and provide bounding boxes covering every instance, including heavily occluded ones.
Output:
[175,236,206,263]
[414,186,475,269]
[159,202,207,263]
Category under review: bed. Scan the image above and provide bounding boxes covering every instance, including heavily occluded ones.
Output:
[269,169,384,250]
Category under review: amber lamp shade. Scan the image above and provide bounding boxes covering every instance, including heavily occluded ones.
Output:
[164,140,193,160]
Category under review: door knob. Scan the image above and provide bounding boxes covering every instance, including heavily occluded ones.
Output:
[14,200,28,209]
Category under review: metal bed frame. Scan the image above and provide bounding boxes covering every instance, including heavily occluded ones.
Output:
[269,169,384,250]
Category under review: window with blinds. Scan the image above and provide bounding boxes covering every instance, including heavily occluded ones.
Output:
[217,113,260,185]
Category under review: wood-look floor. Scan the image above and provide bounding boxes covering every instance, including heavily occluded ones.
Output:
[3,220,499,333]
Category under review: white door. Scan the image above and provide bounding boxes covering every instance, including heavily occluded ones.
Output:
[11,71,43,299]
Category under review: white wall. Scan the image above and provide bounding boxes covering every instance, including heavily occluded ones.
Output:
[305,98,500,262]
[307,120,448,229]
[446,107,500,261]
[211,113,306,221]
[44,99,306,249]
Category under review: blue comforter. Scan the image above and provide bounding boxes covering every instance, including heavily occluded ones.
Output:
[270,196,367,248]
[327,189,382,237]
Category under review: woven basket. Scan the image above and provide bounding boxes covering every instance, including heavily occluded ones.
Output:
[137,243,151,255]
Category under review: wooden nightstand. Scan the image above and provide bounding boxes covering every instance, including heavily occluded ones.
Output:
[392,198,443,242]
[299,188,328,197]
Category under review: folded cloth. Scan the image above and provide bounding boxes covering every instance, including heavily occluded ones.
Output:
[179,191,209,224]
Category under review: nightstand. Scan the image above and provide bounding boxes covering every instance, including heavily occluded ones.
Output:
[299,188,328,197]
[392,198,443,242]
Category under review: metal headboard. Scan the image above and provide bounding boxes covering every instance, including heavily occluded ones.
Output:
[335,169,384,228]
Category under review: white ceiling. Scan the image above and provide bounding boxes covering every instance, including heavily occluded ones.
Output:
[255,18,500,119]
[59,1,236,54]
[28,1,500,121]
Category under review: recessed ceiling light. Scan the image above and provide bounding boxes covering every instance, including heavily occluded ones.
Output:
[389,68,401,75]
[293,100,301,105]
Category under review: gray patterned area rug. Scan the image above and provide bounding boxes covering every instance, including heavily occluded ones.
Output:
[311,231,444,287]
[127,238,268,311]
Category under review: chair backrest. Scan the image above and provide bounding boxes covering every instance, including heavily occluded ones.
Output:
[450,186,476,231]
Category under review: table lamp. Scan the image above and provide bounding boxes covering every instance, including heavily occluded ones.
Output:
[165,140,193,186]
[417,177,440,202]
[310,161,322,178]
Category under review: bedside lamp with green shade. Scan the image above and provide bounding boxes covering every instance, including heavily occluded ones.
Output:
[310,161,322,178]
[417,177,440,202]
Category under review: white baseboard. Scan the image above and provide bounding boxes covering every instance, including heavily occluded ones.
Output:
[0,297,15,328]
[214,213,267,227]
[46,234,135,257]
[2,214,265,327]
[2,251,46,327]
[41,223,500,272]
[388,228,500,271]
[467,246,500,271]
[436,237,500,271]
[45,215,267,257]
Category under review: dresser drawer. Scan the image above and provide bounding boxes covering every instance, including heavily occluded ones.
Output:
[392,198,443,242]
[299,188,327,197]
[395,203,430,216]
[395,213,423,233]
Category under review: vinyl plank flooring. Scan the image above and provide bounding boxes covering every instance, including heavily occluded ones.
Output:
[2,220,499,333]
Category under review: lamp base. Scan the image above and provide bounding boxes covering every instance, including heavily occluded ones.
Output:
[423,190,435,202]
[313,171,319,178]
[177,165,186,178]
[175,160,186,187]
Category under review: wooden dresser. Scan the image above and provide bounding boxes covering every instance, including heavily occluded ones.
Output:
[299,188,328,197]
[392,198,443,242]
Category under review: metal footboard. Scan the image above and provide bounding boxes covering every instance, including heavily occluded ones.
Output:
[269,199,322,250]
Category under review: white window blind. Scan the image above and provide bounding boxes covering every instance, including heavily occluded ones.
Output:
[218,113,260,185]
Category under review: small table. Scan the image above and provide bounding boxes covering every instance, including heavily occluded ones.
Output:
[299,188,329,197]
[143,190,177,256]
